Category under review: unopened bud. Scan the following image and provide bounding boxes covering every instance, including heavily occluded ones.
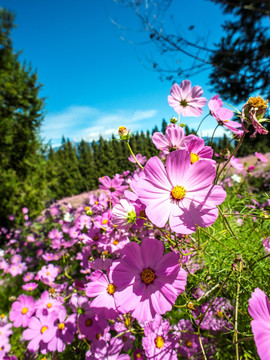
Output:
[187,301,195,310]
[118,126,130,141]
[180,123,186,128]
[170,117,178,124]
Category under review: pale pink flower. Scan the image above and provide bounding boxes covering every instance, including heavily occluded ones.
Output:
[110,238,187,322]
[248,288,270,360]
[136,149,226,234]
[152,124,195,154]
[255,152,268,163]
[168,80,207,116]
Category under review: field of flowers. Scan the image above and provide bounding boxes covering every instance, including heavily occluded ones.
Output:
[0,80,269,360]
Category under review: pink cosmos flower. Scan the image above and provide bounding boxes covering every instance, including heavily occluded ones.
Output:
[262,237,270,252]
[86,270,119,319]
[193,297,233,332]
[23,272,34,282]
[209,95,244,138]
[255,152,268,163]
[186,136,214,164]
[9,295,35,327]
[99,175,128,200]
[22,282,38,291]
[230,156,244,171]
[35,291,63,317]
[142,314,178,360]
[152,124,194,154]
[111,199,137,231]
[174,319,209,359]
[78,308,107,342]
[23,312,57,353]
[168,80,207,117]
[248,288,270,360]
[47,308,76,353]
[136,149,226,234]
[110,237,187,322]
[38,264,60,285]
[128,153,147,166]
[86,337,130,360]
[22,207,28,214]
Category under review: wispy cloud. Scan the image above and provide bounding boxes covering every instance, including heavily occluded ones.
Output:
[41,106,158,145]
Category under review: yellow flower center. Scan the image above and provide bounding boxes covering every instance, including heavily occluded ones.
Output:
[41,326,48,334]
[21,307,28,315]
[46,272,50,276]
[136,354,142,359]
[171,185,186,200]
[124,316,131,327]
[248,96,268,109]
[107,283,116,295]
[186,339,192,348]
[155,336,164,349]
[1,314,5,319]
[28,287,32,290]
[85,318,92,327]
[47,302,52,309]
[49,288,55,294]
[190,153,199,164]
[102,219,108,225]
[95,201,99,205]
[141,268,155,284]
[113,239,119,245]
[85,206,90,211]
[58,323,65,330]
[216,310,223,318]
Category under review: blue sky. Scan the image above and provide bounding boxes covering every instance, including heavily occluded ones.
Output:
[2,0,233,146]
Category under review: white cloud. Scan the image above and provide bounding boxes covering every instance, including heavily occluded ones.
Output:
[198,126,232,139]
[42,105,158,145]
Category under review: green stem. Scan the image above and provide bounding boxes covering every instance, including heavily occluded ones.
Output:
[126,142,144,169]
[195,113,210,134]
[200,227,236,255]
[210,124,219,148]
[234,260,243,360]
[218,206,237,239]
[249,253,270,269]
[215,128,248,184]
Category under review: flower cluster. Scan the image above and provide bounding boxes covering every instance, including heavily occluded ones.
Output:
[0,79,269,359]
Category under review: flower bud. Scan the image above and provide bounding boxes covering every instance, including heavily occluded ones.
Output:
[118,126,130,141]
[170,117,178,124]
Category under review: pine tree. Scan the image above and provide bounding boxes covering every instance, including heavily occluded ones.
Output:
[0,9,48,225]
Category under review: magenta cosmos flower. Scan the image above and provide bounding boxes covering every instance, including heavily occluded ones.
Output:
[23,312,57,352]
[142,314,178,360]
[110,237,187,322]
[208,95,244,138]
[168,80,207,117]
[86,269,119,319]
[9,294,35,327]
[152,124,195,154]
[136,149,226,234]
[248,288,270,360]
[255,152,268,163]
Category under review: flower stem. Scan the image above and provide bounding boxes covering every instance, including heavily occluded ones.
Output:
[195,113,210,135]
[199,227,236,255]
[210,124,219,148]
[234,259,243,360]
[126,142,144,169]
